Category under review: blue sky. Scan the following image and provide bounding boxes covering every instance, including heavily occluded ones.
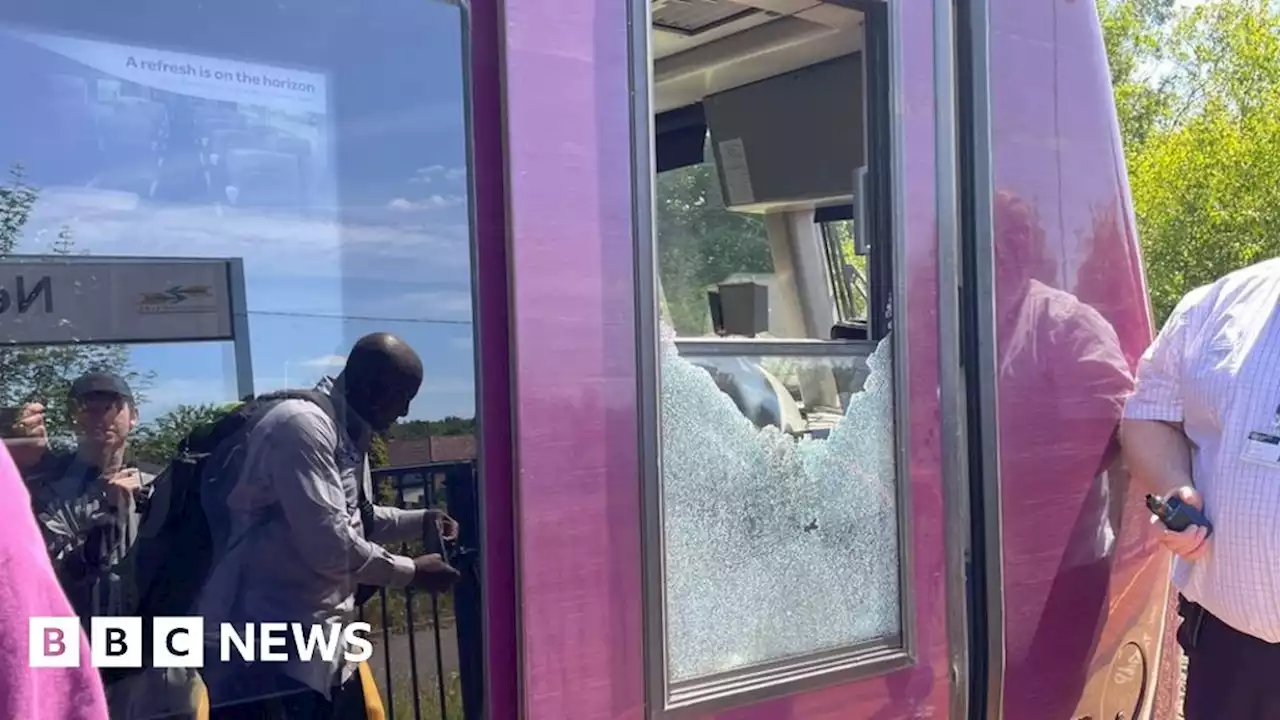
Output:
[0,0,477,422]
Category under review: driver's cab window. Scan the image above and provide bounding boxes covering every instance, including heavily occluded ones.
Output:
[820,217,872,326]
[646,1,908,712]
[658,138,875,343]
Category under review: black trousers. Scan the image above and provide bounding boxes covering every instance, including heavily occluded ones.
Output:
[1180,596,1280,720]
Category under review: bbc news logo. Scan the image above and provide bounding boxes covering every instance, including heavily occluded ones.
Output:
[29,617,373,668]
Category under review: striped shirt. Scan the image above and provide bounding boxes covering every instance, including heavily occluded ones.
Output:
[1125,257,1280,642]
[27,454,205,719]
[26,452,155,624]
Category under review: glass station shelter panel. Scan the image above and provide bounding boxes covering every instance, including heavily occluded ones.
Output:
[0,0,477,713]
[0,2,476,456]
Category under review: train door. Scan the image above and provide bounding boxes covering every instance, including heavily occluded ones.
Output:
[498,0,1182,716]
[642,1,959,717]
[958,0,1179,718]
[499,0,966,717]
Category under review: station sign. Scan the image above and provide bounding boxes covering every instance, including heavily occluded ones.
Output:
[0,256,236,346]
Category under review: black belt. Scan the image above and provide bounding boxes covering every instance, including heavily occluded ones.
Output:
[1178,595,1280,649]
[1177,594,1209,649]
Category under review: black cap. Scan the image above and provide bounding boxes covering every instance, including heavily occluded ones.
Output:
[69,372,134,403]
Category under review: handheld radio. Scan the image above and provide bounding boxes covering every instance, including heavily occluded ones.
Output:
[1145,493,1213,537]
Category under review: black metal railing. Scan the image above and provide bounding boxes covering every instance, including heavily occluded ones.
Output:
[363,461,483,720]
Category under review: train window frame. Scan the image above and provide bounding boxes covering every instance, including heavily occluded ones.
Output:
[817,216,872,327]
[631,0,916,715]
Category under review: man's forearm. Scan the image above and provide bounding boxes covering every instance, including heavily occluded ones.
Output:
[348,543,418,588]
[368,506,429,544]
[1120,418,1194,496]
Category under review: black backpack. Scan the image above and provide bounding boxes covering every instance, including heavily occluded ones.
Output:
[104,389,381,683]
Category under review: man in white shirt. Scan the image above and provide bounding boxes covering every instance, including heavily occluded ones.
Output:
[1122,258,1280,719]
[198,333,460,718]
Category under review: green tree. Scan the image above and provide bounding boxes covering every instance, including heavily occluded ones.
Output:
[390,416,476,441]
[822,220,870,321]
[370,432,390,468]
[1114,0,1280,324]
[656,148,773,335]
[0,165,150,442]
[131,402,239,466]
[1099,0,1177,151]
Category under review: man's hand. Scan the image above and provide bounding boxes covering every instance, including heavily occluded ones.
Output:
[4,403,49,468]
[410,554,460,593]
[1153,485,1210,561]
[104,468,142,509]
[430,510,460,542]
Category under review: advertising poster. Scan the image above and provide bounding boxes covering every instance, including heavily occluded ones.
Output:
[0,26,332,211]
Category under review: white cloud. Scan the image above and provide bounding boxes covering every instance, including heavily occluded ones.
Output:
[408,165,467,186]
[22,186,472,284]
[138,372,473,420]
[386,194,465,211]
[302,354,346,368]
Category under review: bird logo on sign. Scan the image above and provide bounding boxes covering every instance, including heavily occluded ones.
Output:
[138,285,214,314]
[138,285,212,306]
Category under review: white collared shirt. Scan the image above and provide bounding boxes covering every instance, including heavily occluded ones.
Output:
[1125,257,1280,642]
[196,379,425,699]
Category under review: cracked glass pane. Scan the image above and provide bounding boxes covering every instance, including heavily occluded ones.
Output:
[659,320,900,682]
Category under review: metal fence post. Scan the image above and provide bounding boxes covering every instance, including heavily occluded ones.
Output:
[447,462,486,720]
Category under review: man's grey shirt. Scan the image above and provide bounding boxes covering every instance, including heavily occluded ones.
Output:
[27,453,155,621]
[196,379,426,698]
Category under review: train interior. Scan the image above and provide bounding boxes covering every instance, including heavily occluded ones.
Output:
[651,0,888,437]
[647,2,918,710]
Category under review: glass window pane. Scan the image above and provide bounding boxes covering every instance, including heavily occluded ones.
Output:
[649,4,903,699]
[0,0,475,713]
[820,219,871,325]
[660,334,900,682]
[0,2,473,448]
[656,142,777,339]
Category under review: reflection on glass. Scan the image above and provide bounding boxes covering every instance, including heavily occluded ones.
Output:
[659,321,899,682]
[0,0,475,443]
[15,27,333,210]
[655,139,872,343]
[655,141,776,340]
[0,1,476,716]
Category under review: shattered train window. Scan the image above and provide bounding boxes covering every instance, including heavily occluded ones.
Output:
[658,320,901,682]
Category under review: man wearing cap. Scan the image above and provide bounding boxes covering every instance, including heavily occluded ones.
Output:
[5,371,153,624]
[5,372,205,719]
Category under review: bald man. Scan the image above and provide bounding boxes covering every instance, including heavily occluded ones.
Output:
[196,333,460,718]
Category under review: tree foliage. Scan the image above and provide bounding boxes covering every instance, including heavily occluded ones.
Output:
[656,154,773,335]
[1104,0,1280,325]
[0,165,150,442]
[1100,0,1176,150]
[131,402,239,467]
[390,416,476,441]
[370,433,390,468]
